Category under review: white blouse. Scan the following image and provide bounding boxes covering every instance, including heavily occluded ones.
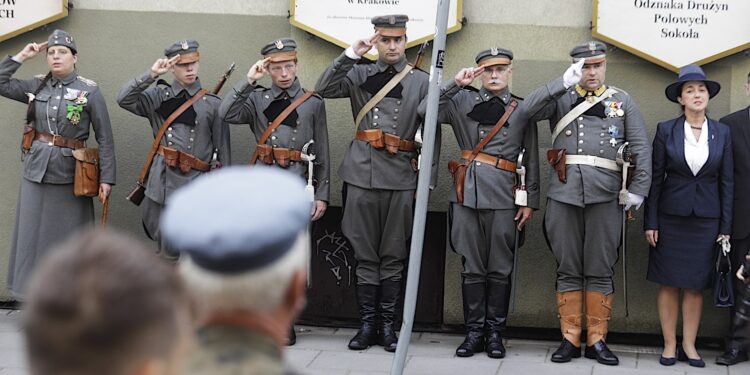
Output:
[683,118,709,176]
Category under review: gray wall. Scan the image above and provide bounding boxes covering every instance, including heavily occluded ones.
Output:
[1,4,748,338]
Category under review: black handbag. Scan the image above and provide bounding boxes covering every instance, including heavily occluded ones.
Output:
[714,241,734,308]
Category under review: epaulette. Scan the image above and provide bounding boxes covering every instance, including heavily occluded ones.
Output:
[77,76,97,87]
[303,89,323,100]
[411,65,428,74]
[463,86,479,92]
[511,93,524,100]
[34,74,45,79]
[356,58,375,65]
[156,79,171,87]
[608,85,627,95]
[205,92,220,100]
[253,84,268,92]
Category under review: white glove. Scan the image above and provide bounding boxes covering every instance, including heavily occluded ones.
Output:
[563,59,585,89]
[624,193,644,211]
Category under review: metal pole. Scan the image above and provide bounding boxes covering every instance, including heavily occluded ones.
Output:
[390,1,450,374]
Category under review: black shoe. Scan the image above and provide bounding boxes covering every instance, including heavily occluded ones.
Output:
[379,324,398,352]
[348,323,378,350]
[659,356,676,366]
[584,340,619,366]
[348,284,378,351]
[551,339,581,363]
[456,331,485,357]
[677,347,705,368]
[716,348,749,366]
[485,331,506,359]
[286,325,296,346]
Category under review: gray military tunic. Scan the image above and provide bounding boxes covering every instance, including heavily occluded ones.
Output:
[423,82,540,284]
[524,77,651,294]
[219,78,330,202]
[315,53,429,284]
[187,325,300,375]
[0,56,116,297]
[117,72,230,249]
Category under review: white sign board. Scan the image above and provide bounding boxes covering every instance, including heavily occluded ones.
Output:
[290,0,462,59]
[0,0,68,43]
[593,0,750,72]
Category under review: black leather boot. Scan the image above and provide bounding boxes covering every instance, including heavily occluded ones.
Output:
[718,282,750,365]
[378,279,401,352]
[348,284,379,350]
[485,280,510,358]
[456,283,486,357]
[287,325,296,346]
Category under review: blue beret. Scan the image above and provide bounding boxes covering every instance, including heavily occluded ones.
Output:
[161,167,311,274]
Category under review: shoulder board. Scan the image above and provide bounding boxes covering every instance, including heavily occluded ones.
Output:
[156,79,171,87]
[301,88,323,100]
[511,93,524,100]
[608,85,627,95]
[463,86,479,93]
[34,74,46,79]
[77,76,97,87]
[356,58,375,65]
[204,92,221,100]
[253,85,268,92]
[410,66,428,74]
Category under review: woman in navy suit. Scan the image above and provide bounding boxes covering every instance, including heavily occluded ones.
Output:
[644,64,733,367]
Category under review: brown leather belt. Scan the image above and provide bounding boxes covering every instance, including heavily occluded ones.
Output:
[254,144,302,168]
[157,145,210,173]
[461,150,517,173]
[356,129,416,154]
[34,131,85,149]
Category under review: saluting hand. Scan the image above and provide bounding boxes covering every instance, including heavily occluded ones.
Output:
[14,41,48,62]
[454,67,484,87]
[150,55,180,79]
[563,58,585,88]
[351,32,381,57]
[247,57,270,83]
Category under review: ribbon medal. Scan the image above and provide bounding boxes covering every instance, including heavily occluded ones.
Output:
[65,89,88,125]
[604,100,624,118]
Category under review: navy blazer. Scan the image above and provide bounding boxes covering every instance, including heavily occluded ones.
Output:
[644,116,733,234]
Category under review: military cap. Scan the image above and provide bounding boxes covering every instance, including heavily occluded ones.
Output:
[164,39,200,64]
[665,64,720,103]
[475,47,513,68]
[261,38,297,63]
[570,41,607,64]
[371,14,409,37]
[47,29,77,54]
[161,167,311,274]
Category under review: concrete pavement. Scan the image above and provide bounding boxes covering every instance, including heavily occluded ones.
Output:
[2,309,749,374]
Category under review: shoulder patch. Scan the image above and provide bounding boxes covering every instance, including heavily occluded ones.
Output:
[156,79,171,87]
[77,76,97,87]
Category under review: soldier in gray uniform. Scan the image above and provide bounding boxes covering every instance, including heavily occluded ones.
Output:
[315,14,430,352]
[162,167,310,375]
[220,38,330,218]
[118,39,230,258]
[419,48,539,358]
[1,30,116,297]
[524,41,651,365]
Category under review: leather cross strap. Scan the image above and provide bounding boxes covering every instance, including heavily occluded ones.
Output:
[551,87,617,143]
[354,64,413,129]
[462,99,518,165]
[250,90,315,165]
[134,89,208,186]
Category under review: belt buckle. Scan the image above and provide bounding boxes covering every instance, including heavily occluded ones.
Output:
[49,134,58,147]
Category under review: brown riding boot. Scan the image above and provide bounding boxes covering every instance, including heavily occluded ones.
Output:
[584,291,619,365]
[551,291,583,363]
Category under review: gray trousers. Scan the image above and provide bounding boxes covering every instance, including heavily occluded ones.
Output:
[142,197,178,260]
[544,198,620,294]
[342,184,414,285]
[450,203,516,284]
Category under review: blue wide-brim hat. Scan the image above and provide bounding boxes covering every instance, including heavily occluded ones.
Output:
[665,64,721,103]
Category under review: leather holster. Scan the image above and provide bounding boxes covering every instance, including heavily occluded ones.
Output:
[547,148,567,183]
[447,160,467,204]
[22,124,35,152]
[162,146,180,169]
[383,133,401,155]
[178,152,196,174]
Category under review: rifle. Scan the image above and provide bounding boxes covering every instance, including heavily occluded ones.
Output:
[413,41,429,69]
[212,62,236,94]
